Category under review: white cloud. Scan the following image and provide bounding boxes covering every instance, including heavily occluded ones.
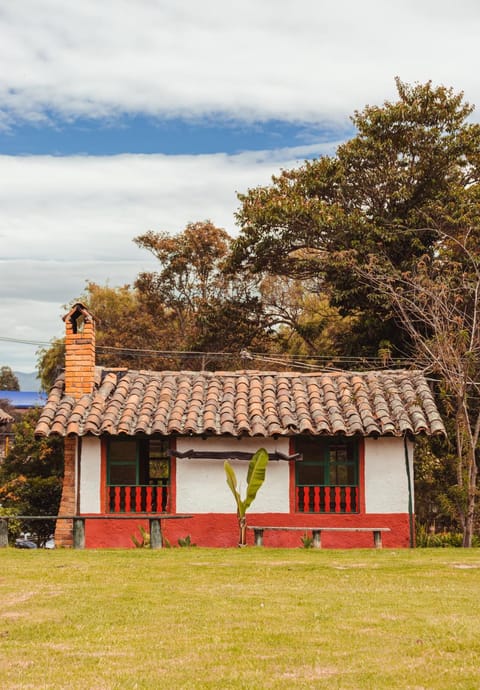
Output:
[0,0,479,126]
[2,0,480,375]
[0,143,338,371]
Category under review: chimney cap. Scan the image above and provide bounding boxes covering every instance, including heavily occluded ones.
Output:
[62,302,94,324]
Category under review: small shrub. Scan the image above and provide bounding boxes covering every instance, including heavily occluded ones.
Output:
[416,523,479,548]
[178,535,196,547]
[300,532,313,549]
[131,525,150,548]
[0,506,21,544]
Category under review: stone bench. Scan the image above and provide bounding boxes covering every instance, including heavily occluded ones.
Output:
[247,526,390,548]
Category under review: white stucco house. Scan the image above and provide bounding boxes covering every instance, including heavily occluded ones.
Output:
[35,304,445,548]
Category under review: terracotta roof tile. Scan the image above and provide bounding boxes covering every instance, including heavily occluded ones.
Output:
[35,368,446,439]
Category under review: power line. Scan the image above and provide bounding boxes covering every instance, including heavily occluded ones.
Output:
[0,336,51,347]
[1,335,416,371]
[96,343,413,363]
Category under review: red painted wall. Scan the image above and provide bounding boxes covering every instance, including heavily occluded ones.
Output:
[84,512,411,549]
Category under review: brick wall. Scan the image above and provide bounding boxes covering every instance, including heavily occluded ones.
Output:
[55,436,77,547]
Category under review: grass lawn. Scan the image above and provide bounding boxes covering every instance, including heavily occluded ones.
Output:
[1,548,480,689]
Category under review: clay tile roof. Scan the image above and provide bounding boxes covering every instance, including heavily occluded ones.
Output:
[34,368,446,439]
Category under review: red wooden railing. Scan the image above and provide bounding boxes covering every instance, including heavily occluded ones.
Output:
[296,485,359,513]
[107,485,169,513]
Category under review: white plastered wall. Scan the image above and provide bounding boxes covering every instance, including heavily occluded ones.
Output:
[364,437,414,514]
[175,437,291,513]
[79,436,102,513]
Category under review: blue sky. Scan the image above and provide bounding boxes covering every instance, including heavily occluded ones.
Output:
[0,116,348,156]
[1,0,480,375]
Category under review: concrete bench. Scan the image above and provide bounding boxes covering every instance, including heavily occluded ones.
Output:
[0,514,192,549]
[248,526,390,548]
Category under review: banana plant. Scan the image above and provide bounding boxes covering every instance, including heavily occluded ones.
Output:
[224,448,269,546]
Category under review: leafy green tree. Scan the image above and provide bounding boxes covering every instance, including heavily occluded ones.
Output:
[0,408,63,545]
[0,366,20,391]
[231,78,480,355]
[37,338,65,392]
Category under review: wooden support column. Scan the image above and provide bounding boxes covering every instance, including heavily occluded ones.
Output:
[373,530,383,548]
[312,530,321,548]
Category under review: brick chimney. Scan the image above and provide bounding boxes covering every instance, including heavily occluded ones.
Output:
[56,303,95,547]
[63,303,96,398]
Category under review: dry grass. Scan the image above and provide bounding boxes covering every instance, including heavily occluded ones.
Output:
[1,548,480,689]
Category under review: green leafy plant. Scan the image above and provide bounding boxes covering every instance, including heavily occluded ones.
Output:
[224,448,269,546]
[0,506,21,545]
[416,523,480,548]
[178,535,196,547]
[300,532,313,549]
[131,525,150,548]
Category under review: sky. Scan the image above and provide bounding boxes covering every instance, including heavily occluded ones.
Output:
[1,0,480,375]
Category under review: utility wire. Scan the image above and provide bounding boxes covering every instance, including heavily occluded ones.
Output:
[96,343,413,363]
[1,335,416,371]
[0,336,51,346]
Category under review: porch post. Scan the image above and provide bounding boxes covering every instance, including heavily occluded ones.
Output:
[73,518,85,549]
[0,519,7,547]
[403,434,415,548]
[149,518,163,549]
[312,529,322,548]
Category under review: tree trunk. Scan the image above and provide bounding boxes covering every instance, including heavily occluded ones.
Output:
[238,516,247,547]
[463,447,478,547]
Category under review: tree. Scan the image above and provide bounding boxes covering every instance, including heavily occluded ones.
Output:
[260,275,357,360]
[135,221,232,310]
[0,366,20,391]
[231,79,480,355]
[355,227,480,546]
[135,221,271,365]
[0,408,63,545]
[78,282,176,370]
[36,282,178,386]
[37,338,65,392]
[37,224,273,381]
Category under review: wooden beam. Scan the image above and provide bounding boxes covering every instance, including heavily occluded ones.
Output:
[171,450,302,461]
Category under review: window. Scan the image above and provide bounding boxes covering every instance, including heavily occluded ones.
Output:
[107,438,170,513]
[295,436,359,513]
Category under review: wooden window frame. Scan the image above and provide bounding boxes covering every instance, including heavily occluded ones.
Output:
[104,437,173,514]
[293,436,362,514]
